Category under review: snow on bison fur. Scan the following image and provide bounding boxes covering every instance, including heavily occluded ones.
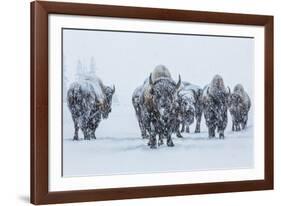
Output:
[202,75,230,139]
[138,65,181,148]
[228,84,251,131]
[173,81,203,138]
[67,76,115,140]
[132,82,148,139]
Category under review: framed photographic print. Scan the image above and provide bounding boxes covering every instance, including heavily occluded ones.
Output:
[30,1,274,204]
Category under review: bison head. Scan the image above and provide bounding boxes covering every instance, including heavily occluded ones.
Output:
[229,93,243,108]
[233,84,245,94]
[149,73,181,122]
[207,84,231,104]
[176,91,195,125]
[180,101,195,125]
[100,85,115,119]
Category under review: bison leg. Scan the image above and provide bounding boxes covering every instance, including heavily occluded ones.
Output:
[218,122,227,139]
[135,107,149,139]
[181,124,185,133]
[217,111,227,138]
[137,114,146,138]
[232,120,235,131]
[241,115,248,130]
[82,129,90,140]
[235,122,241,131]
[166,134,174,147]
[73,119,79,141]
[194,111,202,133]
[90,132,96,139]
[81,120,91,140]
[176,130,183,138]
[208,127,215,138]
[176,123,183,138]
[204,111,216,138]
[83,129,91,140]
[218,129,225,139]
[241,121,246,130]
[171,120,181,138]
[185,125,190,133]
[147,122,157,149]
[141,130,148,139]
[194,122,200,133]
[89,124,97,139]
[176,131,183,138]
[148,135,157,149]
[139,120,149,139]
[237,124,241,131]
[80,116,90,140]
[158,134,164,146]
[90,117,101,139]
[141,125,149,139]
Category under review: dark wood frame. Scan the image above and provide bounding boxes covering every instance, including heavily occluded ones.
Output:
[31,0,274,204]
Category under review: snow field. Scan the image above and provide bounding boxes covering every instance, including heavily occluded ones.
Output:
[63,103,253,177]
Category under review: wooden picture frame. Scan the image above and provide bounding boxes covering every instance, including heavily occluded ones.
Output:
[31,0,274,204]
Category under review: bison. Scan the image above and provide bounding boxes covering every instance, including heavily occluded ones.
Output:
[228,84,251,131]
[67,76,115,140]
[132,82,148,139]
[138,65,181,148]
[202,75,230,139]
[173,81,203,137]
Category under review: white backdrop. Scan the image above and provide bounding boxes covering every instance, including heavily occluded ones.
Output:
[0,0,279,205]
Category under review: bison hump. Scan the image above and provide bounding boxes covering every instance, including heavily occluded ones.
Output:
[70,79,106,104]
[151,64,171,81]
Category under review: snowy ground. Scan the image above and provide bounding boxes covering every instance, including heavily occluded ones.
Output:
[63,102,254,177]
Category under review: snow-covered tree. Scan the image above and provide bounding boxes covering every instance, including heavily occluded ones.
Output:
[63,55,68,102]
[89,56,97,77]
[76,59,86,80]
[112,91,120,105]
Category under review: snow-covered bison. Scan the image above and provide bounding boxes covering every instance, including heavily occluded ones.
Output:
[138,65,181,148]
[228,84,251,131]
[173,81,203,137]
[67,77,115,140]
[202,75,230,139]
[132,82,148,139]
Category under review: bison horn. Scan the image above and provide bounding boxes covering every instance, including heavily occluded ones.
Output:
[190,89,197,98]
[227,86,231,95]
[112,85,115,93]
[149,73,154,85]
[207,87,210,95]
[176,75,181,89]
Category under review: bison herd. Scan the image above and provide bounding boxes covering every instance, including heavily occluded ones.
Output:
[67,65,251,149]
